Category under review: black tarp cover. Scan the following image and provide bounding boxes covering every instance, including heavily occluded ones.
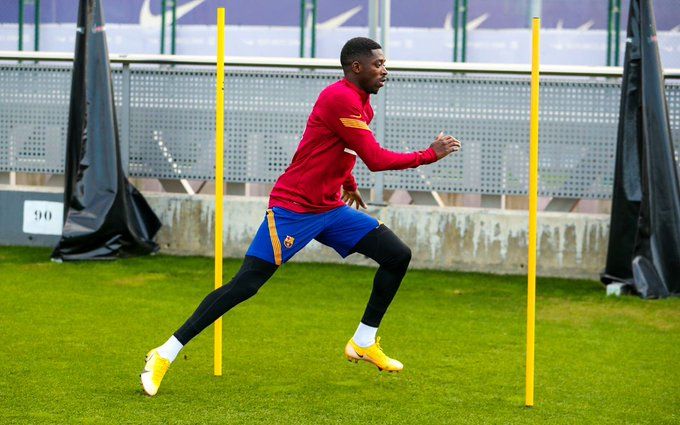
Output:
[601,0,680,298]
[52,0,161,261]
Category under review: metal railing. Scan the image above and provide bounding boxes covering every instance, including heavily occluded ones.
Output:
[606,0,623,66]
[3,50,680,78]
[17,0,41,52]
[3,0,647,66]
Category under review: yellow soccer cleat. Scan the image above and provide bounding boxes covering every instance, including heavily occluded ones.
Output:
[140,349,171,396]
[344,337,403,372]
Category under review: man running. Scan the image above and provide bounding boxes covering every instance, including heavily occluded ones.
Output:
[141,37,461,396]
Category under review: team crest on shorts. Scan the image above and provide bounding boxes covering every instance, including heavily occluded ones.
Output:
[284,235,295,249]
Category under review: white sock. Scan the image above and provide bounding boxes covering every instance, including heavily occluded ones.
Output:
[156,336,183,363]
[353,323,378,348]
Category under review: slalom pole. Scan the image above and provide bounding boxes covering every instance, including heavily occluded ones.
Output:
[526,16,540,408]
[214,7,225,377]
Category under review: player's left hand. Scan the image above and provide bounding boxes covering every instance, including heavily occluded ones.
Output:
[342,188,367,209]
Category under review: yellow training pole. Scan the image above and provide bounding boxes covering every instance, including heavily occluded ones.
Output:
[526,16,540,407]
[214,7,225,377]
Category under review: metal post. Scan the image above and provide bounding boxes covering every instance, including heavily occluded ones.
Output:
[613,0,621,66]
[381,0,390,56]
[171,0,177,55]
[121,63,131,173]
[18,0,24,51]
[310,0,317,58]
[528,0,542,23]
[606,0,613,66]
[33,0,40,51]
[160,0,166,54]
[453,0,459,61]
[368,0,379,41]
[461,0,468,62]
[299,0,306,57]
[373,0,390,204]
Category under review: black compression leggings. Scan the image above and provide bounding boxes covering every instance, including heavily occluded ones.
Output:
[174,256,278,345]
[350,224,412,327]
[173,224,411,345]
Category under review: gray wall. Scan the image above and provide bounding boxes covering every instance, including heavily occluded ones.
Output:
[146,193,608,280]
[0,187,608,280]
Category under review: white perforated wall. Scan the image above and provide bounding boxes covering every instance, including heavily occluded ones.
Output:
[1,64,679,200]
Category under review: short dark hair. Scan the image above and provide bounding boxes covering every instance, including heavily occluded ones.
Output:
[340,37,382,70]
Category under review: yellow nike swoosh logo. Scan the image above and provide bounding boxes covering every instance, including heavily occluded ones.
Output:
[348,114,362,119]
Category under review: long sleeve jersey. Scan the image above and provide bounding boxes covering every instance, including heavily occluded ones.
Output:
[268,78,437,213]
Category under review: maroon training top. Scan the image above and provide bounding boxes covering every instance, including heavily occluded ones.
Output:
[268,78,437,213]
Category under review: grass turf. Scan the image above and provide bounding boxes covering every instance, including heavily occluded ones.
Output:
[0,246,678,424]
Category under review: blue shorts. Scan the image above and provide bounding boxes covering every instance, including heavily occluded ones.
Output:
[246,206,380,265]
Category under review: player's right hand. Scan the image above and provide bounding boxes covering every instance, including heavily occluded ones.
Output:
[430,131,461,160]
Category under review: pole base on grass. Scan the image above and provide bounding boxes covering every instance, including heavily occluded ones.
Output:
[606,282,634,297]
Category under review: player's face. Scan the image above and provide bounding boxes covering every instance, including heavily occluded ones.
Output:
[359,49,388,94]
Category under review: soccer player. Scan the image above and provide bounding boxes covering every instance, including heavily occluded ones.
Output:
[141,37,461,396]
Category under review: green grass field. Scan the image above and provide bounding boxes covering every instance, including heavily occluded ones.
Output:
[1,246,678,424]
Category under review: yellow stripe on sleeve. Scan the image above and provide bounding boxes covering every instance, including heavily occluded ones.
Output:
[266,209,282,266]
[339,118,371,131]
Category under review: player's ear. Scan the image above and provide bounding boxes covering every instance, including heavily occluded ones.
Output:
[351,60,362,74]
